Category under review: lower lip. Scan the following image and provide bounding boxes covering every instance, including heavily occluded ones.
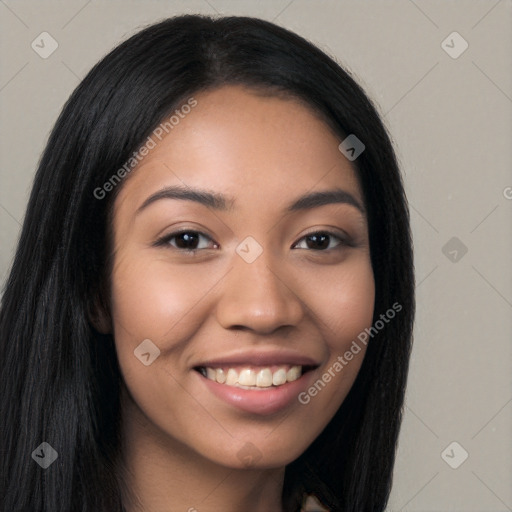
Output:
[196,370,315,415]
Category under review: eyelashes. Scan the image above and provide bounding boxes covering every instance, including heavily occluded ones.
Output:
[154,228,354,255]
[154,230,218,253]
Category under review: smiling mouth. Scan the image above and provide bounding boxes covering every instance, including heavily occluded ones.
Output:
[194,364,317,390]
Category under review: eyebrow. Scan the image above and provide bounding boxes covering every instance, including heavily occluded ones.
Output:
[135,185,365,215]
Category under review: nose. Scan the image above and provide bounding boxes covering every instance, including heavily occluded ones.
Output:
[215,248,305,335]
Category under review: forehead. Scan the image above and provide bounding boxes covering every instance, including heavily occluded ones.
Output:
[114,85,363,217]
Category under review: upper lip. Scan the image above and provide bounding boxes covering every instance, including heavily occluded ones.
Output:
[194,349,321,368]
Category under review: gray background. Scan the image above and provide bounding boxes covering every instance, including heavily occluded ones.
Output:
[1,1,511,510]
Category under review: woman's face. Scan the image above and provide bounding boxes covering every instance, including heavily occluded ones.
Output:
[108,85,375,469]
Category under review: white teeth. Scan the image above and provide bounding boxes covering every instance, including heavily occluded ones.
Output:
[286,366,301,382]
[226,368,238,386]
[202,365,303,388]
[272,368,287,386]
[238,368,257,386]
[256,368,273,387]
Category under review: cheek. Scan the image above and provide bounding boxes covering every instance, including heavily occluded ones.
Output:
[108,252,219,424]
[302,253,375,343]
[110,253,217,345]
[293,254,374,412]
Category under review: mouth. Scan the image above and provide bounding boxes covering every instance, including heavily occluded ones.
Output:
[193,364,317,390]
[193,362,319,415]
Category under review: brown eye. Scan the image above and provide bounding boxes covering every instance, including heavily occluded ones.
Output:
[173,232,200,250]
[293,231,347,251]
[156,230,218,252]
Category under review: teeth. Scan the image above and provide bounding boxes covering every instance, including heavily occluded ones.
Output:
[215,368,226,384]
[256,368,273,387]
[272,368,287,386]
[286,366,301,382]
[238,368,257,386]
[201,365,303,388]
[226,368,238,386]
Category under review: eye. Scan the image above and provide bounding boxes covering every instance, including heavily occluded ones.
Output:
[155,230,218,253]
[293,230,348,251]
[155,229,351,254]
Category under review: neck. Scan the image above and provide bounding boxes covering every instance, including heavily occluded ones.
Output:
[118,387,286,512]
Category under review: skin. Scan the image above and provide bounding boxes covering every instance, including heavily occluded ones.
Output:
[97,85,375,512]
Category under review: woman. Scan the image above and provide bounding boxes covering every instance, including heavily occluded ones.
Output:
[0,14,415,512]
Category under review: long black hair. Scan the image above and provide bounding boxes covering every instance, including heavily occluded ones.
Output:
[0,14,414,512]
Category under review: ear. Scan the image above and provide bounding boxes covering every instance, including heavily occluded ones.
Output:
[87,293,112,334]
